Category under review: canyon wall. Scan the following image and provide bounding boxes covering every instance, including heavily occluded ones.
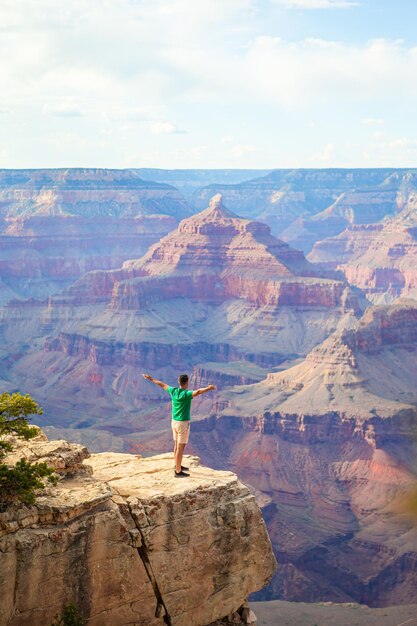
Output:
[187,303,417,606]
[0,168,191,303]
[309,198,417,302]
[193,169,417,251]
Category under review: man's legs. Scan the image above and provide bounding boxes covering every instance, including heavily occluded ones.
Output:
[175,443,186,473]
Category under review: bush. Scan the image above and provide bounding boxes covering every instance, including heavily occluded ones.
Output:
[0,458,57,505]
[0,392,57,506]
[51,604,86,626]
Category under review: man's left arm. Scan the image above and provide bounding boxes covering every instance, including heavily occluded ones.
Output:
[192,384,216,398]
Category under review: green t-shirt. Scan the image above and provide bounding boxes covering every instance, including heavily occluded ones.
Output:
[166,386,193,421]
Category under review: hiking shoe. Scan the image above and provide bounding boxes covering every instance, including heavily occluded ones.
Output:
[174,470,190,477]
[173,465,189,471]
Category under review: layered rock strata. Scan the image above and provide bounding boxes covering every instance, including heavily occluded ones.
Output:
[4,195,366,441]
[0,431,276,626]
[188,303,417,606]
[0,168,191,219]
[309,198,417,302]
[192,169,417,248]
[0,168,190,303]
[0,214,176,303]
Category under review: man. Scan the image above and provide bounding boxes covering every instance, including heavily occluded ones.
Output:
[142,373,216,477]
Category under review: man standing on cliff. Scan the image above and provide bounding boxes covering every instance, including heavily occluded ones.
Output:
[142,373,216,477]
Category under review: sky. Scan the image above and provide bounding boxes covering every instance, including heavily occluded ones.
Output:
[1,0,417,169]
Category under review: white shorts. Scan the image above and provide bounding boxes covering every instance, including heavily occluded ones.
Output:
[172,419,190,444]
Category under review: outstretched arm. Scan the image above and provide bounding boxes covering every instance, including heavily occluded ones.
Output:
[143,373,169,391]
[192,384,216,398]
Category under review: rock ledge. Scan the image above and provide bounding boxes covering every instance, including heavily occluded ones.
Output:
[0,433,276,626]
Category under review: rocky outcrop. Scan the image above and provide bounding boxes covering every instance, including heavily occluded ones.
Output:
[0,431,276,626]
[0,196,366,443]
[57,193,351,311]
[0,169,191,219]
[192,169,417,248]
[309,194,417,301]
[189,363,267,390]
[187,302,417,606]
[0,168,191,303]
[0,215,176,304]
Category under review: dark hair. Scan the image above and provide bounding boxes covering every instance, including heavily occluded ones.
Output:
[179,374,189,386]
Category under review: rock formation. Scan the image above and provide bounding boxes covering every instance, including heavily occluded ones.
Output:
[134,169,270,198]
[1,169,417,610]
[0,168,193,304]
[0,430,276,626]
[193,169,417,251]
[0,214,176,303]
[1,195,365,446]
[309,194,417,302]
[0,169,191,219]
[189,302,417,606]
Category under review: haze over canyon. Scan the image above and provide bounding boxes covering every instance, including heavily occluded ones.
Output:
[1,167,416,610]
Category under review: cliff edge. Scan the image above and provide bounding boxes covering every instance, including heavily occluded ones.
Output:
[0,431,276,626]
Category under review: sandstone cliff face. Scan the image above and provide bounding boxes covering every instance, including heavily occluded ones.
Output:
[0,169,191,219]
[0,431,276,626]
[192,169,417,249]
[309,194,417,301]
[0,195,365,444]
[0,215,175,304]
[54,193,352,312]
[187,303,417,606]
[0,168,190,303]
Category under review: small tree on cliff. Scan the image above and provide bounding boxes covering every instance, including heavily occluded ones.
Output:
[51,604,86,626]
[0,392,57,506]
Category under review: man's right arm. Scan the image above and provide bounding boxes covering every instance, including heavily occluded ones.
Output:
[192,384,216,398]
[143,373,169,391]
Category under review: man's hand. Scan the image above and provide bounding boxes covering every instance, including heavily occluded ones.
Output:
[143,373,169,391]
[208,384,216,391]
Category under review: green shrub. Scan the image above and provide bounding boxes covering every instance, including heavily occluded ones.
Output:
[51,604,86,626]
[0,458,57,505]
[0,391,57,506]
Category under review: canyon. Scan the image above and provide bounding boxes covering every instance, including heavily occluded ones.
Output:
[190,302,417,606]
[0,168,416,610]
[1,194,363,451]
[0,168,190,302]
[309,193,417,302]
[193,168,417,252]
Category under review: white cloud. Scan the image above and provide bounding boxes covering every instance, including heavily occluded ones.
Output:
[362,118,385,125]
[362,134,417,167]
[0,0,416,168]
[43,102,84,118]
[149,122,186,134]
[311,143,336,164]
[241,37,417,107]
[273,0,358,8]
[229,144,258,158]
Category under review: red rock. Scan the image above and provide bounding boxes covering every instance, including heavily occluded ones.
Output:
[309,196,417,301]
[0,168,192,303]
[189,302,417,605]
[1,196,364,446]
[192,169,417,248]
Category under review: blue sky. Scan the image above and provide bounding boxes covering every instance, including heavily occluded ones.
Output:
[1,0,417,169]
